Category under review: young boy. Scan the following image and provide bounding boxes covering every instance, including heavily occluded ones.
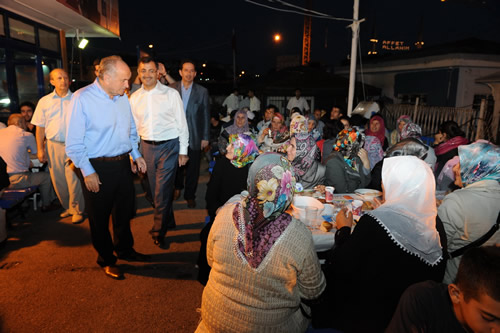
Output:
[386,246,500,333]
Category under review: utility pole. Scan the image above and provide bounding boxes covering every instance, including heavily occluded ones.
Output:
[347,0,362,116]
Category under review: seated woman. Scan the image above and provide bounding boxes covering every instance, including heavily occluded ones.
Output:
[198,134,259,285]
[437,141,500,284]
[317,120,343,163]
[364,134,384,171]
[400,121,437,168]
[433,120,469,188]
[287,133,325,190]
[289,114,308,136]
[365,114,388,150]
[257,113,289,153]
[323,128,371,193]
[196,153,326,333]
[389,115,412,146]
[367,138,432,191]
[313,156,446,332]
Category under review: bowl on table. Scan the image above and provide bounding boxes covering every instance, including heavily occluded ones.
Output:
[291,196,324,222]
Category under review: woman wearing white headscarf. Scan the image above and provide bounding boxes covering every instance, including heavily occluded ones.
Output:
[313,156,446,333]
[196,153,325,333]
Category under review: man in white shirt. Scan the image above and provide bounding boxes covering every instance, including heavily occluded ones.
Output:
[130,57,189,248]
[222,88,240,116]
[286,88,310,116]
[0,114,56,211]
[31,68,85,224]
[248,89,261,114]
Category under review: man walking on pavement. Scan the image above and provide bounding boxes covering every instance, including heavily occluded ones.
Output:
[130,57,189,248]
[66,56,150,280]
[31,68,85,224]
[171,60,210,209]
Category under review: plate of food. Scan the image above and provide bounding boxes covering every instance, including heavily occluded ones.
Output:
[354,189,382,200]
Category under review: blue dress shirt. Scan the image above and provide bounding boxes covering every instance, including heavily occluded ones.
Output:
[65,79,141,177]
[181,82,193,113]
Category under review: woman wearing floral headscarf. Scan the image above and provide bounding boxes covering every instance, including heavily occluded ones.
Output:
[287,133,325,189]
[389,115,412,145]
[438,141,500,284]
[323,128,371,193]
[313,156,446,332]
[289,115,308,136]
[199,134,259,285]
[196,153,325,333]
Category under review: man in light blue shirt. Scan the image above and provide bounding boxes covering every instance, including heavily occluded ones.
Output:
[66,55,149,280]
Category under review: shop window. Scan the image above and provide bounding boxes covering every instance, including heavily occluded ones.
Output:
[8,18,35,44]
[39,29,59,52]
[15,65,38,105]
[13,50,36,62]
[0,64,9,110]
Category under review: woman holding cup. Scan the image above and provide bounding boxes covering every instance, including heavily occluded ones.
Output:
[312,156,446,332]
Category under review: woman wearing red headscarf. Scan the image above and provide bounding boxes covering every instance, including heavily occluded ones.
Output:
[365,115,388,150]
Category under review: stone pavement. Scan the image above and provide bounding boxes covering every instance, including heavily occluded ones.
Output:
[0,164,212,332]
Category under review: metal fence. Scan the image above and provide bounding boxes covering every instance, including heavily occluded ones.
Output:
[381,102,489,143]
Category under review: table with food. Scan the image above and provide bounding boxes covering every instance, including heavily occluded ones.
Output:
[291,188,382,252]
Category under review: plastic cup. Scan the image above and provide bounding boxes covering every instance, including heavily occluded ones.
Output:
[352,200,363,216]
[325,186,335,202]
[305,206,320,228]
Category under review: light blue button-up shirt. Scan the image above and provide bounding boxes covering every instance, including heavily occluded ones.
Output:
[181,82,193,113]
[65,79,141,177]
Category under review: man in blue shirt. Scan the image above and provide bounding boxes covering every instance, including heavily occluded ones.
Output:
[66,55,149,280]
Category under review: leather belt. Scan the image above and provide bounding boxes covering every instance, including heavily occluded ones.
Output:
[90,152,129,162]
[143,139,170,145]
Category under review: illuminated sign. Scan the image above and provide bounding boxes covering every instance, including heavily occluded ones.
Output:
[381,40,410,51]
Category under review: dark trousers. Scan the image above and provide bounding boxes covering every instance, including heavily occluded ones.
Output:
[142,139,179,238]
[77,158,135,267]
[175,147,201,200]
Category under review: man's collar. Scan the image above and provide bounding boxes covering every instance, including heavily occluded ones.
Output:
[182,81,193,90]
[52,90,72,99]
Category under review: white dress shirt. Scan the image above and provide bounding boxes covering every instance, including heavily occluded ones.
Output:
[31,90,72,142]
[249,96,261,112]
[130,81,189,155]
[0,125,37,174]
[222,93,240,113]
[286,97,310,112]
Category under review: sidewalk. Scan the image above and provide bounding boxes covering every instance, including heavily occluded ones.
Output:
[0,164,211,332]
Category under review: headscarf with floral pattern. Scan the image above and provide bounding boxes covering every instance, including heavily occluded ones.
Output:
[233,153,296,269]
[290,115,308,136]
[228,134,259,168]
[334,128,365,169]
[458,141,500,186]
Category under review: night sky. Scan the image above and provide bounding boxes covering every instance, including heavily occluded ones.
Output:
[88,0,500,74]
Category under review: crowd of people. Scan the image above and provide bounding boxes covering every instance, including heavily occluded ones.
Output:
[0,54,499,332]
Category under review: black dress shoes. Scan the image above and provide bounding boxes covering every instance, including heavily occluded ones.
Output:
[152,235,165,248]
[102,265,124,280]
[187,199,196,208]
[118,250,151,262]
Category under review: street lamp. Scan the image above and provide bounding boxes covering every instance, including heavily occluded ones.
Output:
[273,33,282,43]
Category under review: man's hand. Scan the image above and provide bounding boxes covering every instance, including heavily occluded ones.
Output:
[84,173,102,193]
[178,154,189,167]
[37,150,47,164]
[201,140,209,150]
[134,157,147,173]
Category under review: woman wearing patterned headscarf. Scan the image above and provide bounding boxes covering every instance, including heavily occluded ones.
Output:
[199,134,259,285]
[390,115,412,145]
[225,109,249,135]
[438,141,500,284]
[258,113,289,152]
[196,153,325,332]
[323,128,371,193]
[313,156,446,332]
[289,115,308,136]
[287,133,325,189]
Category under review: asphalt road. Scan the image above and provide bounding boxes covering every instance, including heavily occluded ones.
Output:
[0,167,211,332]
